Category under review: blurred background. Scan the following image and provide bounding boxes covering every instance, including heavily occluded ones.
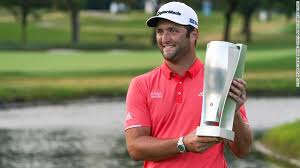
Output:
[0,0,298,168]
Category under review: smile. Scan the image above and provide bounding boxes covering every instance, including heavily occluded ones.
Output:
[163,45,175,49]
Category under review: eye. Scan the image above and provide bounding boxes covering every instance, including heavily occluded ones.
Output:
[170,28,177,33]
[156,29,163,35]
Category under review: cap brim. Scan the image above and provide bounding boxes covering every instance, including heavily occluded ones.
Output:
[146,15,191,28]
[146,16,164,27]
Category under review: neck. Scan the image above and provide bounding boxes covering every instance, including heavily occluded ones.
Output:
[166,54,197,77]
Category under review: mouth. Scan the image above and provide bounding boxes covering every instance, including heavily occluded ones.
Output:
[162,45,175,51]
[163,45,175,48]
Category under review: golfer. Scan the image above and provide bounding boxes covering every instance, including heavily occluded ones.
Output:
[124,2,252,168]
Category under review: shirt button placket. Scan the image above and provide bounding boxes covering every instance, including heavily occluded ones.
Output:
[176,80,183,103]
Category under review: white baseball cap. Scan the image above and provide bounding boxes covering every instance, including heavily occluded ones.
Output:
[146,2,198,29]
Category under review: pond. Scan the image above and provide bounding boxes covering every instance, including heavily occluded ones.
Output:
[0,97,298,168]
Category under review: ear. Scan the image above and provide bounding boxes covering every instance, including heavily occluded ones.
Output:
[191,29,199,41]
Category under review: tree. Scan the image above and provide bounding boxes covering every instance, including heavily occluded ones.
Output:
[238,0,259,42]
[223,0,238,41]
[67,0,80,46]
[274,0,294,21]
[0,0,50,47]
[222,0,260,42]
[0,0,28,46]
[53,0,87,47]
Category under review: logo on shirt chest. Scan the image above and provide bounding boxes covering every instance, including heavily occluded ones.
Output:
[150,90,163,99]
[198,91,203,97]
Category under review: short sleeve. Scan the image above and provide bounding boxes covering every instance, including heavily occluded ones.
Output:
[124,77,151,130]
[239,105,249,124]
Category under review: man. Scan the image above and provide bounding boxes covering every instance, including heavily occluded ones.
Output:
[124,2,252,168]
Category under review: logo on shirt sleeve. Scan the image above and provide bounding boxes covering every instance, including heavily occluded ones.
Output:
[125,112,133,121]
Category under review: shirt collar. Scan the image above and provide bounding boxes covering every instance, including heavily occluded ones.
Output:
[161,58,203,80]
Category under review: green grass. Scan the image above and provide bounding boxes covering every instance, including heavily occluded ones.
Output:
[261,120,300,160]
[0,50,163,102]
[0,10,297,103]
[0,10,154,49]
[0,50,162,72]
[0,10,295,51]
[0,45,296,103]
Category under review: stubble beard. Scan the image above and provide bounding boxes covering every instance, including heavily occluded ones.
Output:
[161,42,190,63]
[161,46,180,62]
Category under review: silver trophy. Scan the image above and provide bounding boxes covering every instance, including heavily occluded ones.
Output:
[196,41,247,141]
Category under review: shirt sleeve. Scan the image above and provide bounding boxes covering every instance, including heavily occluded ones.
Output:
[124,77,151,130]
[239,105,249,124]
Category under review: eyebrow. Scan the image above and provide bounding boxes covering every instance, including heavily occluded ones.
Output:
[156,25,181,30]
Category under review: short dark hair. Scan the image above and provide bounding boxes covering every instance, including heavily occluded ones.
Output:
[185,25,197,46]
[185,25,195,38]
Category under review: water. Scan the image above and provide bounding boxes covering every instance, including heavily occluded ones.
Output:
[0,98,298,168]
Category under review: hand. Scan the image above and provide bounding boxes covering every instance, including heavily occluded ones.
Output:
[228,78,247,110]
[183,129,221,153]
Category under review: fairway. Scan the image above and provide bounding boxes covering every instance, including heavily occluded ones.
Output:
[0,50,163,73]
[0,45,296,103]
[0,48,293,73]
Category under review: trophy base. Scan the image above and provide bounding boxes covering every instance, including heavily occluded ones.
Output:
[196,125,235,141]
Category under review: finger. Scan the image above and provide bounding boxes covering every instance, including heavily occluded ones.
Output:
[236,78,247,86]
[232,79,246,92]
[229,90,247,108]
[240,92,247,100]
[197,136,219,143]
[230,84,242,97]
[233,79,247,101]
[228,91,242,102]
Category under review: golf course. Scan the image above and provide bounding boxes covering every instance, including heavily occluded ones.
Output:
[0,8,298,166]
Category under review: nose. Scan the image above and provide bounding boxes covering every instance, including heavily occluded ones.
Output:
[159,31,171,44]
[162,32,171,44]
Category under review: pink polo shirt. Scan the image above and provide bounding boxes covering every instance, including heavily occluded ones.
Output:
[125,59,248,168]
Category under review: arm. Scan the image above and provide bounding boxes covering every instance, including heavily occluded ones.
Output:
[227,111,253,158]
[125,127,220,161]
[125,127,179,161]
[227,79,253,158]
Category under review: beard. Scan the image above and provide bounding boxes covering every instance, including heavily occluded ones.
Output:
[161,45,180,61]
[160,42,190,63]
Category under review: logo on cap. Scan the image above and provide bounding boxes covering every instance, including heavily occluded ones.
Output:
[157,10,181,16]
[189,18,198,25]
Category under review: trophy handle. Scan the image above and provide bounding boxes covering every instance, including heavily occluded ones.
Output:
[219,44,247,130]
[234,44,247,78]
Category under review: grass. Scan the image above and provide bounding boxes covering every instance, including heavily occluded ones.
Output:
[0,10,154,49]
[0,45,296,103]
[0,10,297,103]
[261,120,300,160]
[0,50,162,103]
[0,50,162,71]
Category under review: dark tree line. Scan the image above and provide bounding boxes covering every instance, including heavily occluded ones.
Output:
[0,0,294,47]
[223,0,294,42]
[0,0,87,47]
